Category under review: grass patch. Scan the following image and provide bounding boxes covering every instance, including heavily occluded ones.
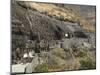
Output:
[79,56,96,70]
[34,64,48,72]
[77,47,96,70]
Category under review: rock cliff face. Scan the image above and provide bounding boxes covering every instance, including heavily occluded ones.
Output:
[12,2,74,48]
[11,0,96,73]
[17,1,96,32]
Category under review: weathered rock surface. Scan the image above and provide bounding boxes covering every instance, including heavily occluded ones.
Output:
[11,0,96,73]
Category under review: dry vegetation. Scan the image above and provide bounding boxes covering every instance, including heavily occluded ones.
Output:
[18,1,95,32]
[33,47,95,72]
[12,0,96,73]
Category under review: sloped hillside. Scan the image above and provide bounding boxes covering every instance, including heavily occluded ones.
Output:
[12,2,69,42]
[17,1,96,32]
[12,1,96,73]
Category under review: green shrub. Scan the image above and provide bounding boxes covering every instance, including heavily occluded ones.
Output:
[79,56,96,70]
[34,64,48,72]
[76,47,96,70]
[78,50,87,57]
[77,47,89,57]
